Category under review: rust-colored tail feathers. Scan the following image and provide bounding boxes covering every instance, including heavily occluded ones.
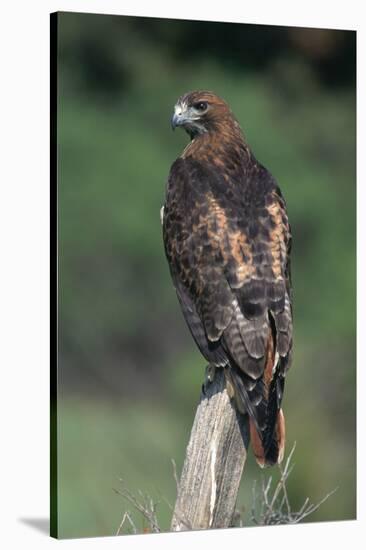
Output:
[249,408,285,467]
[225,335,286,467]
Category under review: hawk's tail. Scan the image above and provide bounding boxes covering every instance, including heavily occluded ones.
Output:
[249,406,285,468]
[225,353,286,468]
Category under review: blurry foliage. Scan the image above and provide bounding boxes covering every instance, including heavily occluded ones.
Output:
[56,12,356,538]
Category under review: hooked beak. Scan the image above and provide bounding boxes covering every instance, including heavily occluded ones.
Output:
[171,111,182,130]
[171,104,187,130]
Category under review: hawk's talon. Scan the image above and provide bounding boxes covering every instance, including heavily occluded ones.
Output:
[205,363,216,384]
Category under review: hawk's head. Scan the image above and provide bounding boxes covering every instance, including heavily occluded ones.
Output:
[171,91,235,139]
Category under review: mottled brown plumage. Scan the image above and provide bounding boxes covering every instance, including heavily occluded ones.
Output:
[163,91,293,466]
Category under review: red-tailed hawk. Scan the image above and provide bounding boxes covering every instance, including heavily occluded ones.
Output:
[162,91,293,467]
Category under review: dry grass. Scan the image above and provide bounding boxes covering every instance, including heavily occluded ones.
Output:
[237,443,337,527]
[114,443,337,535]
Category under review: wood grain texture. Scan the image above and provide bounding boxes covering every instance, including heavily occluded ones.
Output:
[171,367,249,531]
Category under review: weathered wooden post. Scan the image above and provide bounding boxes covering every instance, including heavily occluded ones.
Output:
[171,367,249,531]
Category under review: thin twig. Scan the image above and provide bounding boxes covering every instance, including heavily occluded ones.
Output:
[171,458,180,493]
[278,465,292,518]
[116,511,137,536]
[114,482,161,533]
[249,442,337,526]
[292,488,338,523]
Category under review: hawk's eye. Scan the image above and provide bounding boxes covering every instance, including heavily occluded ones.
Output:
[193,101,208,112]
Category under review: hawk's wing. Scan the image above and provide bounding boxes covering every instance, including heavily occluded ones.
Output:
[164,158,292,364]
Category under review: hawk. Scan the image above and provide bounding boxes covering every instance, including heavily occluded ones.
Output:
[162,91,293,467]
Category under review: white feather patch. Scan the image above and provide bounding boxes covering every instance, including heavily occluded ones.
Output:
[273,351,280,373]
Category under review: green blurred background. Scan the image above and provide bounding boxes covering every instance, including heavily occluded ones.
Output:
[56,11,356,538]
